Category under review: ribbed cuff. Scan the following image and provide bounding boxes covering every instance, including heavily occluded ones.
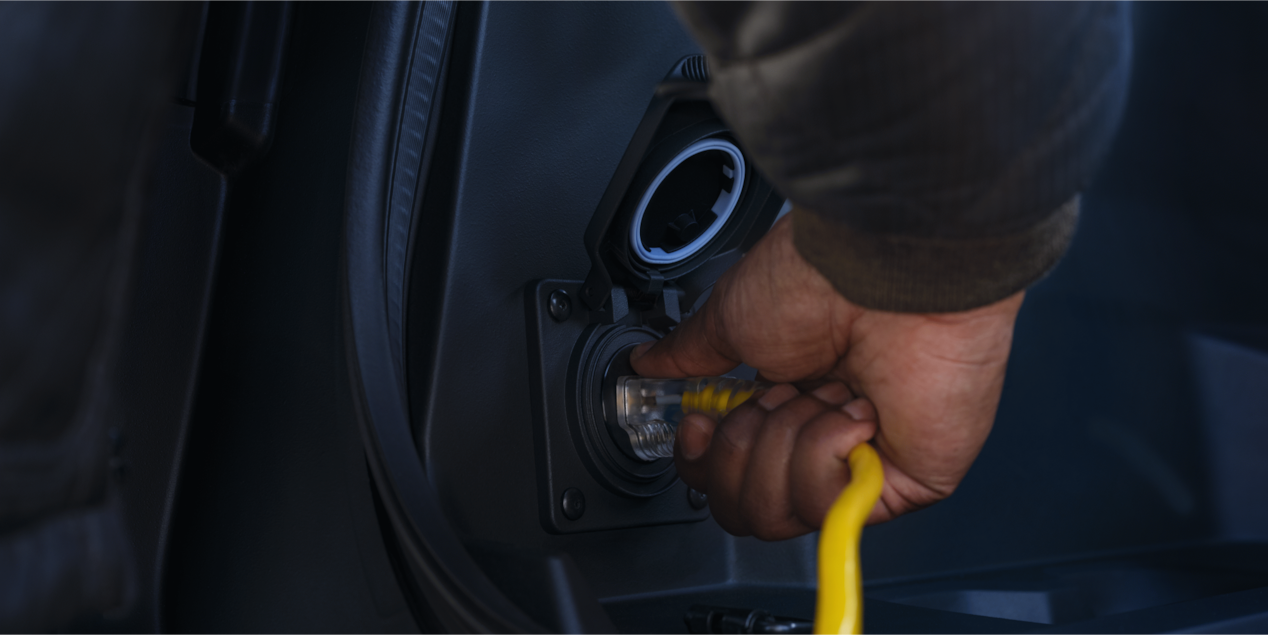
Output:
[793,197,1080,313]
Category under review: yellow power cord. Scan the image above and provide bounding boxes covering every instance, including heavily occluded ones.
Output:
[680,378,763,420]
[814,442,884,634]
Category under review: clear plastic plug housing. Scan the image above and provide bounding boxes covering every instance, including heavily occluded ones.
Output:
[615,376,770,461]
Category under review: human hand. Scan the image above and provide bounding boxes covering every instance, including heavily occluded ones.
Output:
[629,214,1024,538]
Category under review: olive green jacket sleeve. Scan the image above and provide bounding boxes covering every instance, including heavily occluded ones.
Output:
[673,2,1132,312]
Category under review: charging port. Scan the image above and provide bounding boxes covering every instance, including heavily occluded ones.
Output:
[629,138,745,266]
[569,325,678,498]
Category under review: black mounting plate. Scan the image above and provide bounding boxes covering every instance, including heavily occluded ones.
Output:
[525,279,709,534]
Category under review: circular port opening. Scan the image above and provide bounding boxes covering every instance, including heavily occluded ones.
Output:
[629,138,745,266]
[570,325,676,498]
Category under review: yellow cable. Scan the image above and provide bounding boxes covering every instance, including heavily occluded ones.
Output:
[814,443,884,635]
[676,378,881,633]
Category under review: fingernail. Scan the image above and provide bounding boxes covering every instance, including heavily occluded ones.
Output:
[843,398,870,421]
[678,419,708,460]
[630,341,654,363]
[757,384,797,411]
[811,382,850,404]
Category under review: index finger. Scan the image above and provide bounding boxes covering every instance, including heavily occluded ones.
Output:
[629,293,739,378]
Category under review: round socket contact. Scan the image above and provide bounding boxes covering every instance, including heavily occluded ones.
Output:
[629,138,746,266]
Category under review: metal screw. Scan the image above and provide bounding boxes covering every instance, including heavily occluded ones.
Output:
[561,488,586,520]
[548,289,572,322]
[688,488,708,510]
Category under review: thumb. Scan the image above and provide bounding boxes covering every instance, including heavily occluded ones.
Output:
[629,296,740,378]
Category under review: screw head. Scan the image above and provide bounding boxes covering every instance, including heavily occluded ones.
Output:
[688,488,708,510]
[548,289,572,322]
[561,488,586,520]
